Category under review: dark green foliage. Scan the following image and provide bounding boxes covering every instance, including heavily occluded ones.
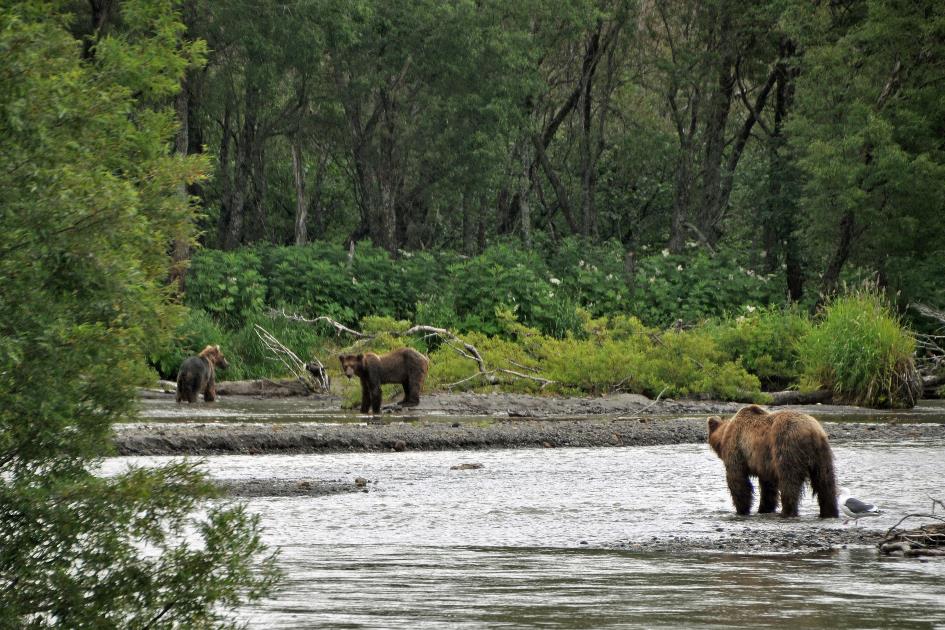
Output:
[185,250,267,327]
[0,2,278,625]
[627,249,786,327]
[709,307,812,390]
[447,243,583,337]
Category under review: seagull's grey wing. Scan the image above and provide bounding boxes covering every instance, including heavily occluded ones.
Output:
[844,497,876,514]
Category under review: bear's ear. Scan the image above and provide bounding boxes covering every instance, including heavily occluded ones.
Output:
[707,416,722,434]
[356,353,364,361]
[742,404,767,415]
[214,344,221,351]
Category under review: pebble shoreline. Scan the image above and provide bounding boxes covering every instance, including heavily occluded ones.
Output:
[114,415,945,456]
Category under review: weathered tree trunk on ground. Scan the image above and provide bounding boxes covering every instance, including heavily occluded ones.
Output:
[768,389,833,405]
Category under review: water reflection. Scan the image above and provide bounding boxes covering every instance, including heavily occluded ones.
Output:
[244,546,945,629]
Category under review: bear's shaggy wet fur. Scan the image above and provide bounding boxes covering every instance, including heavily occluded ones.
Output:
[338,348,429,414]
[176,345,229,403]
[707,404,839,518]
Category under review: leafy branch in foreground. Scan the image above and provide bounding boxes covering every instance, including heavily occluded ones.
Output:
[0,2,279,626]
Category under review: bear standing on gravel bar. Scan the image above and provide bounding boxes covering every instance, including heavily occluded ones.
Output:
[707,404,839,518]
[338,348,429,414]
[176,345,229,403]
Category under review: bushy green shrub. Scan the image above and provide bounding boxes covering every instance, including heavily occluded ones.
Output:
[427,317,763,401]
[185,249,266,326]
[630,329,762,401]
[448,243,583,337]
[709,306,812,390]
[799,291,920,408]
[266,244,358,323]
[628,249,784,327]
[545,237,630,317]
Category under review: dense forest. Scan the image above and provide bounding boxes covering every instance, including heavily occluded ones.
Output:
[131,0,944,406]
[155,0,944,306]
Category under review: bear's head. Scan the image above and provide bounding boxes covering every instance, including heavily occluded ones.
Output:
[199,344,229,370]
[338,354,364,379]
[706,416,726,456]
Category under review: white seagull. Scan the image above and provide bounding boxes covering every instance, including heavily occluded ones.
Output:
[839,487,883,526]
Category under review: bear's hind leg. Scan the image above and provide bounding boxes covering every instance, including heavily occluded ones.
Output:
[726,470,753,516]
[758,478,779,513]
[406,373,422,405]
[810,464,839,518]
[778,479,803,517]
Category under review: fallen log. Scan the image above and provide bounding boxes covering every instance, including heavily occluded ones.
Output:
[767,389,833,405]
[215,379,313,397]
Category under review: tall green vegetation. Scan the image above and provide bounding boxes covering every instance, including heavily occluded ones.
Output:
[799,291,921,408]
[0,1,277,625]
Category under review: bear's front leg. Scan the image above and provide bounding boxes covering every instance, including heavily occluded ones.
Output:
[359,377,372,413]
[757,478,779,513]
[726,470,753,516]
[370,386,383,413]
[204,375,217,402]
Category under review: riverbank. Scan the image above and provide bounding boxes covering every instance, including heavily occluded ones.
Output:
[113,418,945,455]
[611,523,885,554]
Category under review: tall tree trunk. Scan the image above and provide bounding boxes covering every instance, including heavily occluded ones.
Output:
[291,141,308,246]
[697,28,736,246]
[520,152,532,248]
[580,62,598,238]
[819,211,856,301]
[531,136,578,233]
[461,193,476,255]
[668,141,694,253]
[765,39,803,301]
[170,74,191,293]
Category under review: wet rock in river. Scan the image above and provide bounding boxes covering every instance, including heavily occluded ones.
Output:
[450,463,484,470]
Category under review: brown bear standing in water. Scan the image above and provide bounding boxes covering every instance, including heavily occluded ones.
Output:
[338,348,429,413]
[707,404,839,518]
[176,345,229,403]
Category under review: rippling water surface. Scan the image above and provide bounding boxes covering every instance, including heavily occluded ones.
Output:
[104,442,945,628]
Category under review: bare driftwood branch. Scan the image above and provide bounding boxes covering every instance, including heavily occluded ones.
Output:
[910,302,945,325]
[269,308,372,339]
[616,386,668,419]
[910,303,945,386]
[253,324,329,392]
[268,311,556,390]
[880,514,945,557]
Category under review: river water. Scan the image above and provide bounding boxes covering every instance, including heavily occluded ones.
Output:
[103,440,945,628]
